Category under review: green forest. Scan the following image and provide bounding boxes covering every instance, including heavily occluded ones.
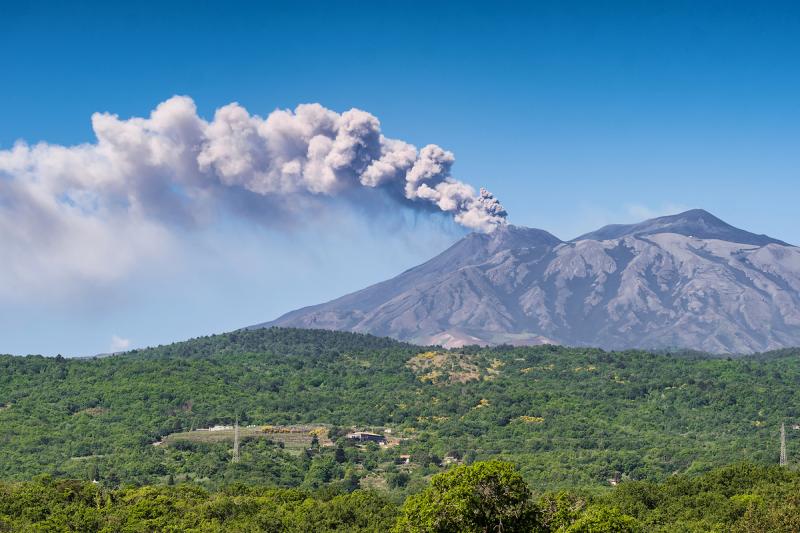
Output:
[2,327,800,530]
[3,461,800,531]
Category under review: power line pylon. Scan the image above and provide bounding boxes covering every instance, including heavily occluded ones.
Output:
[780,422,787,467]
[232,416,240,463]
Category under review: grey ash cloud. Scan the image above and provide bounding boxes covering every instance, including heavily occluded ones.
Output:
[0,96,507,296]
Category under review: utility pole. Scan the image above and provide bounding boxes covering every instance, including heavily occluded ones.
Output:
[232,416,240,463]
[780,422,787,467]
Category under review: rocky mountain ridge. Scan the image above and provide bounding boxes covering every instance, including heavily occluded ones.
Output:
[256,210,800,354]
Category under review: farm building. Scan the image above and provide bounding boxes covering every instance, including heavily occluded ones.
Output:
[346,431,386,444]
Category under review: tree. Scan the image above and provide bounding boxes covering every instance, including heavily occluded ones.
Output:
[394,461,542,532]
[539,491,586,531]
[565,506,641,533]
[304,456,339,489]
[334,444,347,463]
[388,471,411,489]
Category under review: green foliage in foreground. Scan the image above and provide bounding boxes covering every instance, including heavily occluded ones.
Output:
[3,462,800,532]
[396,461,540,532]
[1,328,800,491]
[0,477,398,532]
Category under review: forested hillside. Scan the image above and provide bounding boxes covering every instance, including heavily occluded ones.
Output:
[1,328,799,491]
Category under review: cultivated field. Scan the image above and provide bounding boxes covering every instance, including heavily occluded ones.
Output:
[157,424,332,451]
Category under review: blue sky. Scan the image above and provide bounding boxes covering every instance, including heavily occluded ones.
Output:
[1,1,798,355]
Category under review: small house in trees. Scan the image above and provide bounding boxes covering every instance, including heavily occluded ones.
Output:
[346,431,386,444]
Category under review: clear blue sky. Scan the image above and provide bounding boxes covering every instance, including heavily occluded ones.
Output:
[1,1,798,355]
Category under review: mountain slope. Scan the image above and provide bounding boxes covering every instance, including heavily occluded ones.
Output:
[257,210,800,353]
[576,208,789,246]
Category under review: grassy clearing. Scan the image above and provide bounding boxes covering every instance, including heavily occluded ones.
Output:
[406,351,481,384]
[159,424,332,450]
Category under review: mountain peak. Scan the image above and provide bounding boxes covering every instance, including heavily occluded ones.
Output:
[259,208,800,354]
[485,224,563,250]
[574,209,789,246]
[417,224,561,274]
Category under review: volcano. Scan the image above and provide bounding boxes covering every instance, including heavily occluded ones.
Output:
[255,210,800,354]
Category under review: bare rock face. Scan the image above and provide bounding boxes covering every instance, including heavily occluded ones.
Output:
[255,210,800,354]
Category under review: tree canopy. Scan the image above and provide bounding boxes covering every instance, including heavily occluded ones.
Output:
[396,461,541,532]
[3,462,800,531]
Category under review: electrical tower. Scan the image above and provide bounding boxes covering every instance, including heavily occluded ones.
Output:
[232,417,240,463]
[780,422,787,467]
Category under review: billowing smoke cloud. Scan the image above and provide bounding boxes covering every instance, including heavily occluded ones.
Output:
[0,96,507,297]
[194,101,506,228]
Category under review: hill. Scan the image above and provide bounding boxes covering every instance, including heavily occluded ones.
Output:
[2,328,800,491]
[259,210,800,353]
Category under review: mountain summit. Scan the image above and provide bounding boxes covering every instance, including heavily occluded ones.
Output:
[256,210,800,354]
[576,209,788,246]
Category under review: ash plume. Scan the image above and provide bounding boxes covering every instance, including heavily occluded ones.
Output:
[0,96,507,296]
[1,96,506,230]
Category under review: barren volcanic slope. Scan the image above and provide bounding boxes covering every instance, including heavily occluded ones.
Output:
[256,210,800,353]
